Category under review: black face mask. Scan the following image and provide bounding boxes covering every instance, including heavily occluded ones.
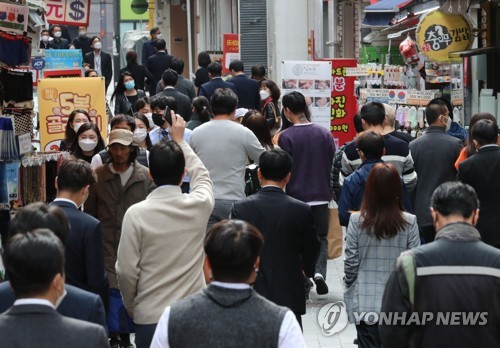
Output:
[152,113,165,127]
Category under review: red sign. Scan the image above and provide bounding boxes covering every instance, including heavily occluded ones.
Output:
[327,59,358,146]
[43,68,83,79]
[222,34,240,75]
[46,0,90,27]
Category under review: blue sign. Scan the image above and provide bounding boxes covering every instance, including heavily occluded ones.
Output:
[31,56,45,70]
[44,49,82,70]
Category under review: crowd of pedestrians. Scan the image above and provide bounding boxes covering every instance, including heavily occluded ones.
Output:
[2,43,500,348]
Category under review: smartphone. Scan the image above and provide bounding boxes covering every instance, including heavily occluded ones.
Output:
[163,105,172,125]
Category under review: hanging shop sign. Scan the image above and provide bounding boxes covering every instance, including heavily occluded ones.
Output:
[45,49,82,70]
[0,2,29,34]
[46,0,91,27]
[416,10,472,63]
[222,34,240,75]
[282,60,333,132]
[38,77,107,151]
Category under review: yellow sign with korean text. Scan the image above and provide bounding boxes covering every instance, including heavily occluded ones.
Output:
[416,10,472,63]
[38,77,107,151]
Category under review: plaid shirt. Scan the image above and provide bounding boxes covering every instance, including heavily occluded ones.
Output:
[343,212,420,323]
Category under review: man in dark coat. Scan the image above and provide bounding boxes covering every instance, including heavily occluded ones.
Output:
[198,61,236,101]
[231,149,320,327]
[157,69,192,121]
[146,39,173,97]
[228,60,260,110]
[84,36,113,92]
[458,119,500,248]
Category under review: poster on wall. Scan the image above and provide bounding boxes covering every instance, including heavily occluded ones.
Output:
[46,0,91,27]
[0,2,29,34]
[282,61,333,131]
[222,34,240,75]
[38,77,107,151]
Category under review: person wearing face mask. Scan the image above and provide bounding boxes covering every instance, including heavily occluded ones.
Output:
[91,114,150,169]
[133,114,153,150]
[409,98,462,243]
[72,26,92,55]
[134,97,155,131]
[61,109,92,151]
[150,96,192,192]
[0,203,109,343]
[142,27,162,66]
[39,29,52,49]
[120,51,154,92]
[70,122,106,163]
[48,25,72,49]
[84,36,113,92]
[260,79,281,132]
[112,72,146,116]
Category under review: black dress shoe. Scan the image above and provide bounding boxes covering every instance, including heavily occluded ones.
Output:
[314,275,329,295]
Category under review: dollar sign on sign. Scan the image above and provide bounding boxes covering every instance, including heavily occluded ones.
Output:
[69,0,85,21]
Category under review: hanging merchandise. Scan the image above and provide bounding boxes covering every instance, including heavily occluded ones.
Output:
[417,107,425,128]
[0,67,33,105]
[400,35,419,65]
[0,161,19,204]
[0,32,30,67]
[453,106,460,122]
[0,117,19,160]
[408,106,417,125]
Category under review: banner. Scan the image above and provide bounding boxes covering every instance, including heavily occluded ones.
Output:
[222,34,240,75]
[282,61,333,132]
[45,50,83,70]
[43,68,83,79]
[0,2,29,34]
[329,59,358,147]
[416,10,472,63]
[46,0,91,27]
[38,77,107,151]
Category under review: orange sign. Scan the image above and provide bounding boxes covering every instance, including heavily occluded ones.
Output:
[222,34,240,74]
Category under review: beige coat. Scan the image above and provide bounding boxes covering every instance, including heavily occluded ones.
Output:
[85,160,155,289]
[116,141,214,325]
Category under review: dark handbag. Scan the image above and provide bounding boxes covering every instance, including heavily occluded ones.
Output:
[244,164,261,196]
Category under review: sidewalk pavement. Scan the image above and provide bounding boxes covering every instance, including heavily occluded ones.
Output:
[303,255,358,348]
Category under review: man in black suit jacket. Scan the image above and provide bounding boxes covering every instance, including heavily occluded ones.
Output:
[231,149,320,327]
[84,36,113,92]
[142,27,161,65]
[50,158,109,309]
[199,61,236,101]
[458,119,500,248]
[0,282,107,331]
[0,230,108,347]
[146,39,174,96]
[157,69,192,121]
[228,60,260,110]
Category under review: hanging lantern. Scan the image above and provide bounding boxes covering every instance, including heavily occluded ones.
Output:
[400,35,420,64]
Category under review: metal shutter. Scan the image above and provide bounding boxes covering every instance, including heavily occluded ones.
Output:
[240,0,268,75]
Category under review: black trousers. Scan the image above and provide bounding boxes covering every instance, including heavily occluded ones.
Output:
[356,322,381,348]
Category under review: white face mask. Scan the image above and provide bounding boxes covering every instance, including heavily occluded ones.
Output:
[443,115,452,131]
[79,138,98,152]
[157,33,162,39]
[93,42,102,50]
[144,113,154,128]
[73,122,84,133]
[79,30,87,37]
[54,31,62,38]
[259,90,270,100]
[133,129,148,143]
[55,289,67,309]
[42,35,49,42]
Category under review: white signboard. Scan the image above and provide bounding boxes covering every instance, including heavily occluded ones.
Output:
[282,61,332,131]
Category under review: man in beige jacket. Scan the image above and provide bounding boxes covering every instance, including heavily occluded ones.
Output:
[116,112,214,348]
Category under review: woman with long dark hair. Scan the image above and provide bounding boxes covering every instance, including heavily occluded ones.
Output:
[112,71,146,116]
[187,96,211,130]
[242,110,274,151]
[260,79,281,131]
[194,51,211,88]
[60,109,92,151]
[455,112,497,169]
[69,122,106,163]
[344,163,419,348]
[133,113,153,150]
[120,50,154,91]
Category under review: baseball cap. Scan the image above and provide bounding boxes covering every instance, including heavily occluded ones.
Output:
[109,129,133,146]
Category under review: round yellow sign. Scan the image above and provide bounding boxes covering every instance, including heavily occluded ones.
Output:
[416,10,472,63]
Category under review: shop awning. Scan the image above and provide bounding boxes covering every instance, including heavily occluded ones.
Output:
[364,0,413,13]
[362,12,395,27]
